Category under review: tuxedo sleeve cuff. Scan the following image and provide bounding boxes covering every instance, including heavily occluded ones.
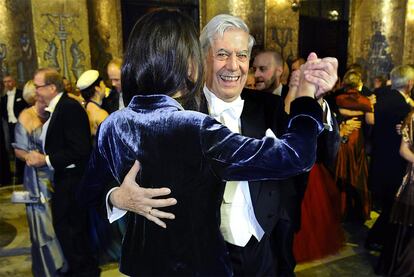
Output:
[106,187,127,223]
[45,155,54,170]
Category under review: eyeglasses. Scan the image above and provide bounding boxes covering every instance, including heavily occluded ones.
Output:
[213,49,249,63]
[34,84,50,90]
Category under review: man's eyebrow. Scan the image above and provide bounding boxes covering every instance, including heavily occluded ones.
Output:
[215,48,231,53]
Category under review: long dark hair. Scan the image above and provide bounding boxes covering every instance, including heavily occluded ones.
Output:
[122,9,203,109]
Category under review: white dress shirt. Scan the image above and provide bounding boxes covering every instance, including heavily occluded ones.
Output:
[272,83,283,96]
[6,88,18,124]
[119,92,125,110]
[204,85,264,247]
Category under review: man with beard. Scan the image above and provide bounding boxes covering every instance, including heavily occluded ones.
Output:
[253,50,289,99]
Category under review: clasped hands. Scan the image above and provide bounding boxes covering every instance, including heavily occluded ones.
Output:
[289,52,338,99]
[25,150,47,167]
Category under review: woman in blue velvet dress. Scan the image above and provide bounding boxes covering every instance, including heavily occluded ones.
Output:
[13,81,64,277]
[82,10,334,276]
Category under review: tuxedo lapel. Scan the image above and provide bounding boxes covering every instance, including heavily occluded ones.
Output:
[45,94,64,145]
[199,93,209,115]
[240,100,263,203]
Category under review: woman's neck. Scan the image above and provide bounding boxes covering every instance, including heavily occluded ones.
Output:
[90,93,103,105]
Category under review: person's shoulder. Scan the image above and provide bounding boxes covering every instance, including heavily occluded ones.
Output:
[61,93,83,106]
[15,88,23,95]
[18,107,33,122]
[95,108,109,123]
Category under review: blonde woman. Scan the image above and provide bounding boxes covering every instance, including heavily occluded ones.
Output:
[13,80,64,277]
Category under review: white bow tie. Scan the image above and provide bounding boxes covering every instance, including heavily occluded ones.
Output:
[210,98,244,121]
[6,90,15,96]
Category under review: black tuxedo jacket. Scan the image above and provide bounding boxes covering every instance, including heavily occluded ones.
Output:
[102,88,120,114]
[369,88,411,197]
[200,88,290,234]
[45,93,91,173]
[1,89,28,122]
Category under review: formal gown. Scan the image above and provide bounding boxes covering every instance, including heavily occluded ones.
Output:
[335,88,372,221]
[293,162,344,262]
[293,117,344,263]
[376,112,414,276]
[13,123,65,277]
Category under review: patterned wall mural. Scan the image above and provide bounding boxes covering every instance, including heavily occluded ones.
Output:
[0,0,37,89]
[31,0,91,83]
[348,0,410,86]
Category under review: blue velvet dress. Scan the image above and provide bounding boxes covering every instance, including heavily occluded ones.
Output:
[13,123,65,277]
[83,94,323,276]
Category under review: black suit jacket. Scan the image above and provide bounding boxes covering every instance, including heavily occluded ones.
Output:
[369,88,411,197]
[1,89,28,122]
[101,88,120,114]
[45,93,91,174]
[200,88,289,234]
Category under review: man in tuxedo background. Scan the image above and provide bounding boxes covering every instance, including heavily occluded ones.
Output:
[102,57,124,114]
[1,75,28,183]
[26,68,99,276]
[253,50,289,99]
[107,14,338,276]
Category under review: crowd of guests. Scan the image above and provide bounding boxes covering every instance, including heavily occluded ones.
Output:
[245,50,414,275]
[0,8,413,277]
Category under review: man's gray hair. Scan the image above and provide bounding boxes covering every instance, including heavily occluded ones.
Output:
[200,14,255,57]
[391,65,414,90]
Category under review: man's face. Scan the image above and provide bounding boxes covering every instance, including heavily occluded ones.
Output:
[107,64,121,93]
[253,53,282,91]
[205,29,249,102]
[96,81,107,98]
[63,79,73,94]
[33,73,56,105]
[3,76,15,91]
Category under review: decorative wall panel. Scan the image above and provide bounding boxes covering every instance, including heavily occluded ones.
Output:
[348,0,406,85]
[87,0,123,77]
[265,0,299,61]
[0,0,37,88]
[31,0,91,83]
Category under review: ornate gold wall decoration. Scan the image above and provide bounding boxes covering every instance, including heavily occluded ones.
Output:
[265,0,299,61]
[87,0,123,77]
[348,0,407,85]
[31,0,91,83]
[0,0,37,88]
[403,0,414,63]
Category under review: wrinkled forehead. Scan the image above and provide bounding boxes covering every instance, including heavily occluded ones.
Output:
[210,28,249,50]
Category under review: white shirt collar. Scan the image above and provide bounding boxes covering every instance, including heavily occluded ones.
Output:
[203,85,244,120]
[45,92,64,113]
[272,83,283,96]
[6,87,16,96]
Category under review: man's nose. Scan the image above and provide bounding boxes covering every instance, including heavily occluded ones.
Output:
[226,53,238,71]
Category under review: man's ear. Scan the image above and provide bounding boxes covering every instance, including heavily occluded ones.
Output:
[275,66,284,78]
[50,84,58,92]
